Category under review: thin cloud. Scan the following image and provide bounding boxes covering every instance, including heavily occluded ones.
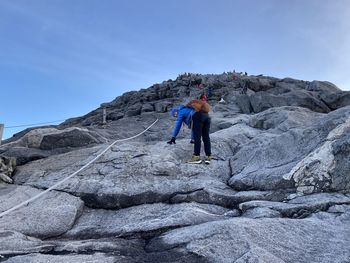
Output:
[0,0,168,86]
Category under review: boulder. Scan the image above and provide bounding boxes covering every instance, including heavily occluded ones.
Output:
[239,193,350,218]
[51,237,204,263]
[154,101,172,113]
[242,207,281,218]
[249,106,323,131]
[284,117,350,194]
[0,156,16,183]
[141,103,154,113]
[147,217,350,263]
[229,106,350,191]
[107,111,124,121]
[125,105,142,117]
[244,77,276,92]
[64,203,230,239]
[0,147,50,166]
[0,127,105,165]
[0,185,84,238]
[324,92,350,110]
[249,89,330,113]
[39,128,101,150]
[0,230,54,256]
[228,94,253,114]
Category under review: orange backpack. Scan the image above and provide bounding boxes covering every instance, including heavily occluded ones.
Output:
[186,99,211,113]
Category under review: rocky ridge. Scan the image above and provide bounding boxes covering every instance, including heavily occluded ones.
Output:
[0,72,350,262]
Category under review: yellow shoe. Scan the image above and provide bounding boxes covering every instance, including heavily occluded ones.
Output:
[204,156,211,165]
[187,155,202,164]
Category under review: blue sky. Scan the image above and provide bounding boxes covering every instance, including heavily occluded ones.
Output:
[0,0,349,139]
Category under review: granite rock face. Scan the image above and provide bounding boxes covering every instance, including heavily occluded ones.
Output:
[284,116,350,194]
[1,72,350,262]
[0,127,106,165]
[147,216,350,263]
[0,157,16,183]
[0,185,84,238]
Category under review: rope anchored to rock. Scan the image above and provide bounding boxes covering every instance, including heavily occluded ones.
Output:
[0,119,159,218]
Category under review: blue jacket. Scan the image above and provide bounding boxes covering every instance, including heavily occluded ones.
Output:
[172,105,195,138]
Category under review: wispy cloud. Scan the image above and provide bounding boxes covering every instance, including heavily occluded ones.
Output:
[0,0,172,87]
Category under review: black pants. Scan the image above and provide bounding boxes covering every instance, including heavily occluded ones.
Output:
[192,112,211,156]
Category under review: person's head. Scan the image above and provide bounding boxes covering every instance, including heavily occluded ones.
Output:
[199,94,207,102]
[171,108,179,118]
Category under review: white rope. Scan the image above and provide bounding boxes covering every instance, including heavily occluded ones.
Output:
[0,119,159,218]
[5,119,66,129]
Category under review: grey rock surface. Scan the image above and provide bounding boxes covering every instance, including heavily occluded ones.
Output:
[284,113,350,194]
[239,192,350,218]
[2,250,207,263]
[0,230,54,255]
[249,89,331,113]
[242,207,281,218]
[13,131,240,209]
[51,237,207,263]
[64,203,230,239]
[2,253,117,263]
[1,72,350,262]
[229,106,350,192]
[0,157,16,183]
[0,127,106,165]
[0,185,84,238]
[147,217,350,263]
[0,146,51,166]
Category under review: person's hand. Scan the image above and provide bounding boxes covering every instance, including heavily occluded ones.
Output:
[167,137,176,144]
